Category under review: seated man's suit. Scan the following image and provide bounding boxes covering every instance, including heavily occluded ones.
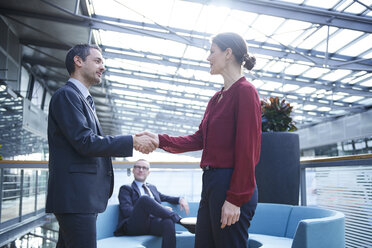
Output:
[115,181,182,248]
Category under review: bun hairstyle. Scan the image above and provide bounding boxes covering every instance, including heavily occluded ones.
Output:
[212,32,256,71]
[243,54,256,71]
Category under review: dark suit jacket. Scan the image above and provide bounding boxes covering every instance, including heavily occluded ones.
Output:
[46,81,133,214]
[114,181,180,235]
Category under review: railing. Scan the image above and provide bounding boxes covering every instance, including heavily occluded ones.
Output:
[300,154,372,248]
[1,157,372,247]
[0,161,201,224]
[0,161,50,247]
[0,161,203,247]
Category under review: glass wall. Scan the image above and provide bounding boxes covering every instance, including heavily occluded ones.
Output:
[21,170,37,217]
[37,170,48,211]
[302,157,372,248]
[301,135,372,158]
[109,168,203,205]
[0,168,48,226]
[1,168,21,223]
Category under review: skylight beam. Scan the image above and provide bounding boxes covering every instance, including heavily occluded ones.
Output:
[95,19,372,70]
[181,0,372,32]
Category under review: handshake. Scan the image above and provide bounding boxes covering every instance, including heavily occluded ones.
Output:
[132,131,159,154]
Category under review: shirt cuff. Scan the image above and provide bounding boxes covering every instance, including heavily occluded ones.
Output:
[158,134,166,148]
[226,191,251,207]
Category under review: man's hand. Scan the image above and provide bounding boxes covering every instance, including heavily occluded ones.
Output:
[220,200,240,229]
[179,198,189,215]
[132,133,158,154]
[163,206,173,212]
[136,131,159,145]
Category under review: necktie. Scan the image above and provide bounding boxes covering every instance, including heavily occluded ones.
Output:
[86,95,95,112]
[142,184,151,197]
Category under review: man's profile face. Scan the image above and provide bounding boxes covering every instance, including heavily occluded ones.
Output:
[133,160,150,182]
[79,48,105,86]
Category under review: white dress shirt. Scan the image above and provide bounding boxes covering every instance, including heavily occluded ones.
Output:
[69,77,96,114]
[134,180,154,198]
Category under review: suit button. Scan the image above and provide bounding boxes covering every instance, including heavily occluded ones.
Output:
[107,171,113,176]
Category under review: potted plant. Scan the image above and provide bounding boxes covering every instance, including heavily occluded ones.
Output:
[255,97,300,205]
[261,97,297,132]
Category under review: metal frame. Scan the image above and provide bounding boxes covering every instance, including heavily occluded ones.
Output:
[0,169,4,223]
[182,0,372,33]
[34,170,38,215]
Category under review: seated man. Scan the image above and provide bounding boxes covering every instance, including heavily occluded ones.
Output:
[114,159,189,248]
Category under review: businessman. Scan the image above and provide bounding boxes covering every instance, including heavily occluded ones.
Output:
[115,159,189,248]
[46,44,157,248]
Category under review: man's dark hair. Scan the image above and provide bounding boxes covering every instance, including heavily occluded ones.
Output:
[65,44,102,75]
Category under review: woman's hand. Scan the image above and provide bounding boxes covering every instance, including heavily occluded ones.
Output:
[220,200,240,229]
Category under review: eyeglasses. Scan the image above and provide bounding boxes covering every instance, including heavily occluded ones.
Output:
[133,165,149,171]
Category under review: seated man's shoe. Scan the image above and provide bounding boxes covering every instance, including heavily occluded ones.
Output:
[177,217,196,234]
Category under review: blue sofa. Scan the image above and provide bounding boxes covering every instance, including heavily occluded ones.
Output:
[96,202,345,248]
[248,203,345,248]
[97,202,199,248]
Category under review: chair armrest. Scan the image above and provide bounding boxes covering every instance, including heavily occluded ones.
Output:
[292,212,345,248]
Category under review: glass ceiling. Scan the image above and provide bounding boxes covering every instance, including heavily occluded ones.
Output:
[86,0,372,137]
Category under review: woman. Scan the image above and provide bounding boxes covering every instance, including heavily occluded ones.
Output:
[140,32,261,248]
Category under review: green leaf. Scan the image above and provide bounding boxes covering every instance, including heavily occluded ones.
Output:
[261,97,297,132]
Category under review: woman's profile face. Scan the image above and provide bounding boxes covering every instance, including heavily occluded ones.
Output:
[207,42,226,75]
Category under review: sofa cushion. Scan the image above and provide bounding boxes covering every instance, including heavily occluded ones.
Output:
[97,204,119,240]
[249,234,293,248]
[249,203,293,237]
[97,232,195,248]
[97,235,158,248]
[142,231,195,248]
[174,231,195,248]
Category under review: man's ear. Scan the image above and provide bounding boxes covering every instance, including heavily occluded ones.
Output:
[73,55,83,68]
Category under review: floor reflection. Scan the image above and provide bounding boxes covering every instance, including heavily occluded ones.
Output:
[2,220,58,248]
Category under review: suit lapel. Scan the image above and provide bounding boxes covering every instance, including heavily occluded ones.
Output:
[132,181,141,197]
[66,81,103,135]
[147,183,161,203]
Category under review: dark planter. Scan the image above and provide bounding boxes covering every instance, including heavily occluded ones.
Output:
[255,132,300,205]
